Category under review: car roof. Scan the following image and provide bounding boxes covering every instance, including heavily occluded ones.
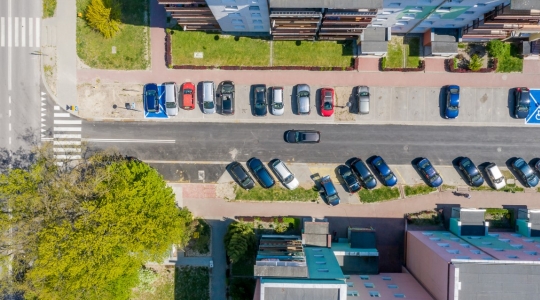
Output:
[321,176,337,195]
[272,160,291,176]
[231,163,247,179]
[298,131,320,142]
[298,97,310,112]
[486,163,503,178]
[352,159,370,177]
[297,84,309,92]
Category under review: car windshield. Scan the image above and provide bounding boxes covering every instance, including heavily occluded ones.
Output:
[471,174,482,182]
[222,84,234,93]
[241,177,252,185]
[327,194,339,202]
[448,105,458,110]
[324,102,332,110]
[146,90,156,98]
[364,175,374,183]
[384,174,394,181]
[223,98,232,110]
[284,174,294,184]
[203,101,214,109]
[183,89,193,94]
[359,92,369,96]
[429,174,439,183]
[298,91,309,97]
[527,173,537,181]
[450,88,459,94]
[420,161,430,169]
[252,164,262,172]
[165,102,176,108]
[256,101,266,108]
[518,105,529,111]
[273,102,283,109]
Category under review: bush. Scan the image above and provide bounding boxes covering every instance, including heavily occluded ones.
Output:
[43,0,57,18]
[453,57,458,69]
[486,40,506,57]
[85,0,122,39]
[468,54,482,71]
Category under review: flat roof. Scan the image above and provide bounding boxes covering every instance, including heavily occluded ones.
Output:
[331,242,378,256]
[305,247,345,280]
[269,0,383,9]
[511,0,540,10]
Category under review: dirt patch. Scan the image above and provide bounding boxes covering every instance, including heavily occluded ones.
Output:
[42,46,57,96]
[216,182,236,201]
[77,81,145,119]
[457,43,489,69]
[334,87,355,122]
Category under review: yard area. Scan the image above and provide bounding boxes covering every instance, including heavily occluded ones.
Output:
[184,218,211,256]
[404,185,437,197]
[384,36,421,68]
[358,187,400,203]
[486,40,523,73]
[76,0,149,70]
[174,266,209,300]
[234,186,319,202]
[170,30,354,67]
[131,267,174,300]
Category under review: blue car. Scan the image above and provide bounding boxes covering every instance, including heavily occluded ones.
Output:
[320,175,340,206]
[415,157,443,187]
[144,83,159,113]
[350,158,377,189]
[458,157,484,187]
[247,157,275,189]
[337,165,361,193]
[370,156,398,187]
[445,85,460,119]
[511,158,539,188]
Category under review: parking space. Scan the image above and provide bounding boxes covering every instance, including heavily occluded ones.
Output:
[526,89,540,125]
[144,84,168,119]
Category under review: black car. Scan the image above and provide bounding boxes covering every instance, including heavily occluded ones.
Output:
[253,84,267,116]
[415,157,443,187]
[458,157,484,187]
[219,81,235,115]
[349,158,377,189]
[247,157,275,189]
[285,130,321,143]
[514,87,530,119]
[337,165,361,193]
[227,162,255,190]
[512,158,539,188]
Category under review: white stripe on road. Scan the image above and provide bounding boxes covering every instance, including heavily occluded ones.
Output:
[55,155,82,160]
[84,138,176,144]
[54,148,82,153]
[54,113,71,118]
[35,18,39,47]
[1,17,4,47]
[54,105,60,111]
[54,134,81,139]
[14,17,18,47]
[7,17,12,47]
[54,127,81,132]
[20,17,25,47]
[54,120,82,125]
[54,141,81,146]
[28,18,32,47]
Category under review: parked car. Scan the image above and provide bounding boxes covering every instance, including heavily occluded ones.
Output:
[247,157,275,189]
[485,163,506,190]
[320,88,334,117]
[370,156,398,187]
[458,157,484,187]
[253,84,267,116]
[511,158,539,187]
[270,159,299,190]
[445,85,460,119]
[350,158,377,189]
[180,82,195,110]
[227,162,255,190]
[357,86,370,114]
[536,160,540,174]
[202,81,216,114]
[144,83,159,113]
[514,87,531,119]
[219,81,235,115]
[337,165,361,193]
[164,82,178,116]
[270,87,285,116]
[320,175,340,206]
[285,130,320,143]
[296,84,311,115]
[415,157,443,187]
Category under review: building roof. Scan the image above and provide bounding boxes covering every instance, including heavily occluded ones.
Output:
[331,242,378,256]
[303,234,329,247]
[459,209,486,225]
[431,28,458,54]
[349,228,377,248]
[268,0,383,9]
[304,221,329,235]
[305,247,345,280]
[511,0,540,10]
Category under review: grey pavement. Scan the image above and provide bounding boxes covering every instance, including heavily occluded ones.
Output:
[207,218,232,300]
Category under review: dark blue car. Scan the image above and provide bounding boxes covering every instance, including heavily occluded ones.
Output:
[370,156,398,187]
[514,87,530,119]
[458,157,484,187]
[415,157,443,187]
[512,158,539,187]
[445,85,460,119]
[350,158,377,189]
[253,84,267,117]
[320,175,340,206]
[337,165,361,193]
[247,157,275,189]
[144,83,159,113]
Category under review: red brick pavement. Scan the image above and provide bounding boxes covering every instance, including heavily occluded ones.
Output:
[424,57,446,72]
[181,183,216,199]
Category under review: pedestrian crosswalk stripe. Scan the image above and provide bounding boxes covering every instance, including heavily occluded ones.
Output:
[54,119,82,125]
[0,17,41,48]
[7,17,11,47]
[21,17,25,47]
[14,17,18,47]
[53,148,82,153]
[54,113,71,118]
[54,134,81,139]
[54,106,60,111]
[35,17,40,47]
[28,17,32,47]
[54,127,82,132]
[1,17,4,47]
[53,141,81,146]
[54,155,82,160]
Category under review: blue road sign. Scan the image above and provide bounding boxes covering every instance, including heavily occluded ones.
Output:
[144,85,169,119]
[525,89,540,125]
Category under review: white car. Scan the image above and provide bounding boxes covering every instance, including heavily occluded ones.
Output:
[271,87,284,116]
[270,159,299,190]
[485,163,506,190]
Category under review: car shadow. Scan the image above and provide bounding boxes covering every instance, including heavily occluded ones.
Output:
[225,162,240,186]
[349,87,358,114]
[196,82,205,113]
[215,81,223,114]
[439,86,447,119]
[334,165,352,194]
[315,88,322,116]
[478,162,496,189]
[291,85,299,115]
[249,85,256,116]
[505,157,526,186]
[507,88,516,119]
[452,157,468,186]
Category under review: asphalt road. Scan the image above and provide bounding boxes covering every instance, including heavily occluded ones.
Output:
[0,0,41,152]
[83,121,540,166]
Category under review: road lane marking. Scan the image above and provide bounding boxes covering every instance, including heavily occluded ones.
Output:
[1,17,4,47]
[54,106,60,111]
[54,141,81,146]
[28,18,32,47]
[54,113,71,118]
[53,148,81,153]
[7,17,11,47]
[8,96,10,104]
[8,137,11,144]
[55,155,82,160]
[53,119,82,125]
[35,18,39,47]
[54,127,81,132]
[84,138,176,143]
[20,17,25,47]
[54,134,81,139]
[13,17,17,47]
[9,124,11,131]
[8,110,11,117]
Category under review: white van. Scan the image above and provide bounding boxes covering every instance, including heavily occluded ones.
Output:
[164,82,178,116]
[271,87,284,116]
[202,81,216,114]
[486,163,506,190]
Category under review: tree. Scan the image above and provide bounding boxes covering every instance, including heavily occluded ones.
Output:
[85,0,122,39]
[0,148,194,299]
[486,40,506,58]
[468,54,483,71]
[224,222,255,263]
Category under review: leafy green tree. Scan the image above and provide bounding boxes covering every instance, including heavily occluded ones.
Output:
[0,149,193,300]
[486,40,506,57]
[85,0,122,39]
[468,54,483,71]
[224,222,255,263]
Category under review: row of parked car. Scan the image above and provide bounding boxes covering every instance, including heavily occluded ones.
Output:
[144,81,372,116]
[228,156,540,206]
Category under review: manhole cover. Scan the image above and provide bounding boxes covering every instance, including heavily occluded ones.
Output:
[198,170,205,180]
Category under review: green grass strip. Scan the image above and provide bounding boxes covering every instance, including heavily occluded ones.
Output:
[234,186,319,202]
[404,185,437,197]
[358,187,400,203]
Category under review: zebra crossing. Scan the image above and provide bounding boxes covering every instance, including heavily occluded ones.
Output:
[0,16,40,48]
[52,106,82,161]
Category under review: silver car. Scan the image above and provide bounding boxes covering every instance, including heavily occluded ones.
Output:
[202,81,216,114]
[357,86,370,114]
[271,87,284,116]
[296,84,310,115]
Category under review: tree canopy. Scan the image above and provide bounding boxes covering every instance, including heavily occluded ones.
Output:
[0,149,193,299]
[224,222,255,263]
[85,0,122,39]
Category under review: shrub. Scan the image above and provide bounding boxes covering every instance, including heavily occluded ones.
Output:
[468,54,482,71]
[453,57,458,69]
[85,0,122,39]
[486,40,506,57]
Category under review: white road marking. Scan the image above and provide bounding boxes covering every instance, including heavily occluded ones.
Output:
[55,155,82,160]
[54,106,60,111]
[9,124,11,131]
[54,127,81,132]
[28,18,32,47]
[13,17,17,47]
[54,148,81,153]
[53,141,81,146]
[54,134,81,139]
[8,110,11,117]
[84,138,176,143]
[7,17,11,47]
[8,96,11,104]
[8,137,11,144]
[53,120,82,125]
[1,17,4,47]
[42,138,53,141]
[54,113,71,118]
[20,17,25,47]
[35,18,39,47]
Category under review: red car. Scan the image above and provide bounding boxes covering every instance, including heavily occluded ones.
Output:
[320,88,334,117]
[180,82,196,110]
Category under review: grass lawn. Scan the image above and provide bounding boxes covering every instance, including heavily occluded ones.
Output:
[441,184,456,191]
[471,184,524,193]
[131,268,174,300]
[385,36,420,68]
[358,187,400,203]
[76,0,149,70]
[234,186,319,202]
[385,38,404,68]
[405,37,420,68]
[272,40,354,67]
[43,0,57,18]
[174,266,209,300]
[487,40,523,73]
[404,185,437,197]
[171,30,270,66]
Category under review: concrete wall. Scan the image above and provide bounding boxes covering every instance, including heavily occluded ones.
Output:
[206,0,271,33]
